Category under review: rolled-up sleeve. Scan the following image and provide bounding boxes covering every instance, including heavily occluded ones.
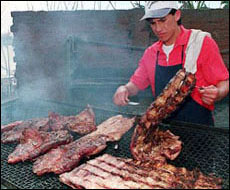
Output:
[130,55,150,90]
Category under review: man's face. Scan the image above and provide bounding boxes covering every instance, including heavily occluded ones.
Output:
[148,11,181,45]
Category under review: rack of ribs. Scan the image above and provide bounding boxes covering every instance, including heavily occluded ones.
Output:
[33,115,135,175]
[59,154,222,189]
[130,69,195,164]
[8,128,73,164]
[140,68,196,129]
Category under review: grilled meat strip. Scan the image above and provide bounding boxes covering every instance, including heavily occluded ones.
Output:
[1,120,24,133]
[1,118,49,144]
[59,154,222,189]
[33,134,108,176]
[87,115,135,141]
[33,115,135,175]
[48,105,96,135]
[8,128,73,164]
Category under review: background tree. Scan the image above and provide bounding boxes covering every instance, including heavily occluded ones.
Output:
[178,1,209,9]
[221,1,229,9]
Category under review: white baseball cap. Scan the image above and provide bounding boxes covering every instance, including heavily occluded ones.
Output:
[140,1,179,21]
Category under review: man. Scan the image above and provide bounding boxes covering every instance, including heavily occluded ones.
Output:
[113,1,229,126]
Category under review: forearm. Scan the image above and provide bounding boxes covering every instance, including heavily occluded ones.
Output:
[124,82,140,97]
[216,79,229,101]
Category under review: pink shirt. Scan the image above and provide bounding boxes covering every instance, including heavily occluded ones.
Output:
[130,25,229,110]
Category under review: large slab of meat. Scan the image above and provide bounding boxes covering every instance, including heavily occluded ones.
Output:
[86,115,135,141]
[1,120,24,133]
[1,118,49,144]
[33,115,135,175]
[48,105,96,134]
[1,105,96,144]
[59,154,222,189]
[7,128,73,164]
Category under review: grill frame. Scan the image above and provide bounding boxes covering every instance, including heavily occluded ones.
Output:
[1,99,229,189]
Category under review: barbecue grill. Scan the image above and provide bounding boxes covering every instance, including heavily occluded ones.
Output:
[1,98,229,189]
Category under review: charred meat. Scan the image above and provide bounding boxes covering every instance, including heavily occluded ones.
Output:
[140,69,196,129]
[33,115,135,175]
[33,134,108,175]
[1,120,24,133]
[130,69,195,164]
[48,105,96,134]
[1,105,97,144]
[1,118,49,144]
[8,128,73,164]
[130,126,182,164]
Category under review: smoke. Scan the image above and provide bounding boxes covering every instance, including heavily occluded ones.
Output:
[13,10,147,116]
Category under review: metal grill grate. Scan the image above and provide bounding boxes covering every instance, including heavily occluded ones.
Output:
[1,99,229,189]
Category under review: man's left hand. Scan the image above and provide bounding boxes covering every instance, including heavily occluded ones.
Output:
[199,85,219,105]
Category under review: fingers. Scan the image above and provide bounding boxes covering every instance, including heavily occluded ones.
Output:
[199,85,219,105]
[201,93,217,100]
[124,95,130,103]
[113,86,129,106]
[201,96,215,105]
[115,95,129,106]
[113,95,129,106]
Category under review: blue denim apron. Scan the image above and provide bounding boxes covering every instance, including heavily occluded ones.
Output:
[155,46,214,126]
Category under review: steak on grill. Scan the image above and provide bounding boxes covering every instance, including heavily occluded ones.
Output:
[8,128,73,164]
[1,118,49,144]
[1,105,96,144]
[87,115,135,141]
[59,154,222,189]
[1,120,24,133]
[48,105,96,134]
[33,115,135,175]
[33,134,108,176]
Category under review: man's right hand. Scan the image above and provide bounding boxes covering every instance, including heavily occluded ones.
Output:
[113,82,140,106]
[113,85,130,106]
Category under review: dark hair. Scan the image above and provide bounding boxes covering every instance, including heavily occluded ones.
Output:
[169,9,182,25]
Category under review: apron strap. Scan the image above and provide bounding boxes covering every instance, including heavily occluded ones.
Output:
[181,45,184,64]
[156,50,160,65]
